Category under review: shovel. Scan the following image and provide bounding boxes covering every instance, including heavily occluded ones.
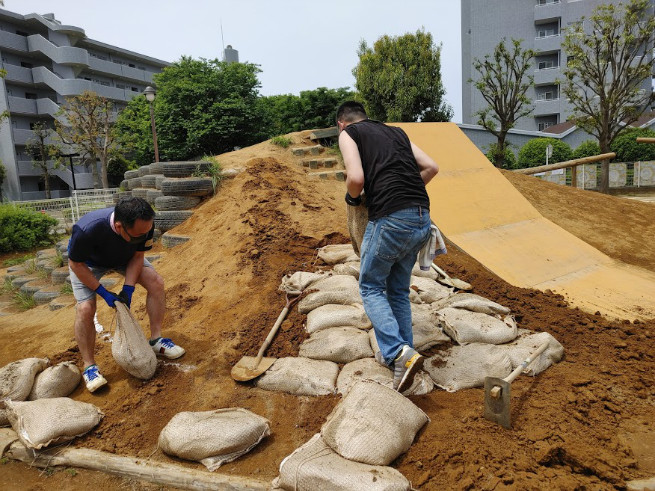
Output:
[483,341,550,429]
[231,293,300,382]
[431,262,472,290]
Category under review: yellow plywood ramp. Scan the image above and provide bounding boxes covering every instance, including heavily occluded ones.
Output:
[393,122,655,320]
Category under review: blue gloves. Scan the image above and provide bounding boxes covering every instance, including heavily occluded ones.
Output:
[118,285,135,308]
[95,285,120,308]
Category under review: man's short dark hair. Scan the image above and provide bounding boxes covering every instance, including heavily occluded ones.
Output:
[336,101,368,124]
[115,196,155,228]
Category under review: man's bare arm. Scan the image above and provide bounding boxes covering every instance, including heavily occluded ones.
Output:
[411,142,439,185]
[339,130,365,198]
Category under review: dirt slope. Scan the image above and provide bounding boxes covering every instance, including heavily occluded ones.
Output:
[1,133,654,490]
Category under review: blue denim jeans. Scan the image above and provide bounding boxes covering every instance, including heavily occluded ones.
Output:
[359,206,431,366]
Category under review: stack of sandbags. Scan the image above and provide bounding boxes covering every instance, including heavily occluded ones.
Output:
[297,274,361,314]
[0,358,48,426]
[317,244,360,265]
[437,307,518,345]
[255,357,339,396]
[305,304,371,334]
[28,362,81,400]
[159,408,270,471]
[299,327,373,363]
[337,358,434,397]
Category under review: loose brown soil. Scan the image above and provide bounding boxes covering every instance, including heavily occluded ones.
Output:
[1,133,654,490]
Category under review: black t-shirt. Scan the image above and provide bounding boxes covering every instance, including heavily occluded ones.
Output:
[344,119,429,221]
[68,207,153,268]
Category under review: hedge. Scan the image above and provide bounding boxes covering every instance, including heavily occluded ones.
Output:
[0,204,58,253]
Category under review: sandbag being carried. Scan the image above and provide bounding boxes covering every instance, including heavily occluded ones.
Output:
[28,362,80,400]
[424,344,513,392]
[112,302,157,380]
[432,293,511,316]
[158,408,270,471]
[321,380,429,466]
[337,358,434,397]
[6,397,103,449]
[299,327,373,363]
[318,244,360,265]
[438,307,518,345]
[499,330,564,376]
[279,271,326,294]
[274,433,411,491]
[0,358,48,427]
[347,196,368,257]
[410,276,453,303]
[306,304,371,334]
[256,357,338,396]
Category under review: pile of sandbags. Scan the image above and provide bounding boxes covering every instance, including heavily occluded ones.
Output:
[0,358,48,426]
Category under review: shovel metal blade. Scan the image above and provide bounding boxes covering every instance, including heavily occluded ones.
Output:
[231,356,276,382]
[484,376,512,429]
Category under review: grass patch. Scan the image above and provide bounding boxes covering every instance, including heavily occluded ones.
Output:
[54,249,64,268]
[23,260,38,275]
[65,468,77,477]
[2,254,34,267]
[0,457,7,464]
[193,162,223,193]
[60,283,73,294]
[14,290,36,310]
[2,278,16,294]
[271,135,293,148]
[326,143,342,159]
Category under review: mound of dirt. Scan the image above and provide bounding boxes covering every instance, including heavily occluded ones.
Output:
[1,132,654,489]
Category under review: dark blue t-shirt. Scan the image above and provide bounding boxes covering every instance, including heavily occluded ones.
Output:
[68,207,154,268]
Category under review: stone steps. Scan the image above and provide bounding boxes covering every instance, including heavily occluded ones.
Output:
[291,145,324,157]
[307,170,347,181]
[300,158,340,170]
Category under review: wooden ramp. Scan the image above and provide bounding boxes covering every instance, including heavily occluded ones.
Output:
[393,122,655,320]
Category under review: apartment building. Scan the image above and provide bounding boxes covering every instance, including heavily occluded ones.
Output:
[0,8,169,201]
[461,0,655,132]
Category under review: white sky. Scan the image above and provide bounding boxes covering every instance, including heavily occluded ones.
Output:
[6,0,463,122]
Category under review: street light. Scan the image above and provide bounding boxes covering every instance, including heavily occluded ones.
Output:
[143,86,159,163]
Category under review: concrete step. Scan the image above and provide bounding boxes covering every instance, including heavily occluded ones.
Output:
[290,145,324,157]
[307,170,347,181]
[50,294,75,311]
[300,158,340,169]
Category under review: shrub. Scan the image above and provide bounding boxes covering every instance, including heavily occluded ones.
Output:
[610,128,655,162]
[485,144,517,169]
[0,205,58,253]
[517,138,572,169]
[572,140,601,159]
[271,135,293,148]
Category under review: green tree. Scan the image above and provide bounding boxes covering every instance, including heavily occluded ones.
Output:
[561,0,655,193]
[485,143,517,169]
[610,128,655,162]
[257,94,303,137]
[114,96,153,167]
[353,29,453,122]
[517,138,572,169]
[572,140,601,160]
[471,39,534,169]
[0,162,6,201]
[55,91,119,188]
[154,57,263,159]
[25,122,61,199]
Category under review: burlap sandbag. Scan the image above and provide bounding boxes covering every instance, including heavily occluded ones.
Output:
[424,344,513,392]
[318,244,360,265]
[0,358,48,426]
[499,329,564,376]
[28,362,81,400]
[279,271,326,294]
[309,274,360,294]
[112,302,157,380]
[432,293,511,316]
[367,316,450,356]
[306,304,371,334]
[411,263,439,280]
[274,433,411,491]
[299,327,373,363]
[438,307,518,345]
[256,357,338,396]
[6,397,103,449]
[337,358,434,397]
[333,261,360,279]
[321,380,429,465]
[410,276,453,303]
[347,196,368,257]
[158,408,270,471]
[298,290,362,314]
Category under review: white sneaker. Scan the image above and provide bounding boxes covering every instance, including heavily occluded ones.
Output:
[150,337,186,359]
[83,364,108,393]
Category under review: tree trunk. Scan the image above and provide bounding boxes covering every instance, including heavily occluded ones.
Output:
[496,133,507,168]
[44,168,51,199]
[599,136,610,194]
[90,158,101,189]
[100,153,109,189]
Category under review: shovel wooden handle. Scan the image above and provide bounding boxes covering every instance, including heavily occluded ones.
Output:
[252,295,300,366]
[431,262,452,280]
[504,341,550,385]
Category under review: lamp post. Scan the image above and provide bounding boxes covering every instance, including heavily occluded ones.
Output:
[143,86,159,163]
[59,151,79,191]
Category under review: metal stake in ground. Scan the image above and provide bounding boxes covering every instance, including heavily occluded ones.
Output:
[483,341,550,429]
[231,293,300,382]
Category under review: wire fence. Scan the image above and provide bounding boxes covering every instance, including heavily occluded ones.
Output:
[10,188,120,230]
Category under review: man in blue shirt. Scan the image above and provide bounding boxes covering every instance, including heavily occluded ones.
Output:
[68,197,185,392]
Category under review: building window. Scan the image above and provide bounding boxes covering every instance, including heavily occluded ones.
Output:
[131,87,138,92]
[20,62,33,69]
[116,83,126,89]
[537,91,554,100]
[128,63,135,68]
[538,60,555,70]
[537,122,554,131]
[25,92,37,99]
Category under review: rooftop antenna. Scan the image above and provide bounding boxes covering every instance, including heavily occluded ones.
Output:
[220,20,225,52]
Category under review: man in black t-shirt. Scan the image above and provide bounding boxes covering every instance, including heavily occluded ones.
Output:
[336,101,439,394]
[68,197,185,392]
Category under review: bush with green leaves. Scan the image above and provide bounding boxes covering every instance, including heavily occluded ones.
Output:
[572,140,601,160]
[0,205,58,253]
[271,135,292,148]
[485,144,517,169]
[610,128,655,162]
[517,138,572,169]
